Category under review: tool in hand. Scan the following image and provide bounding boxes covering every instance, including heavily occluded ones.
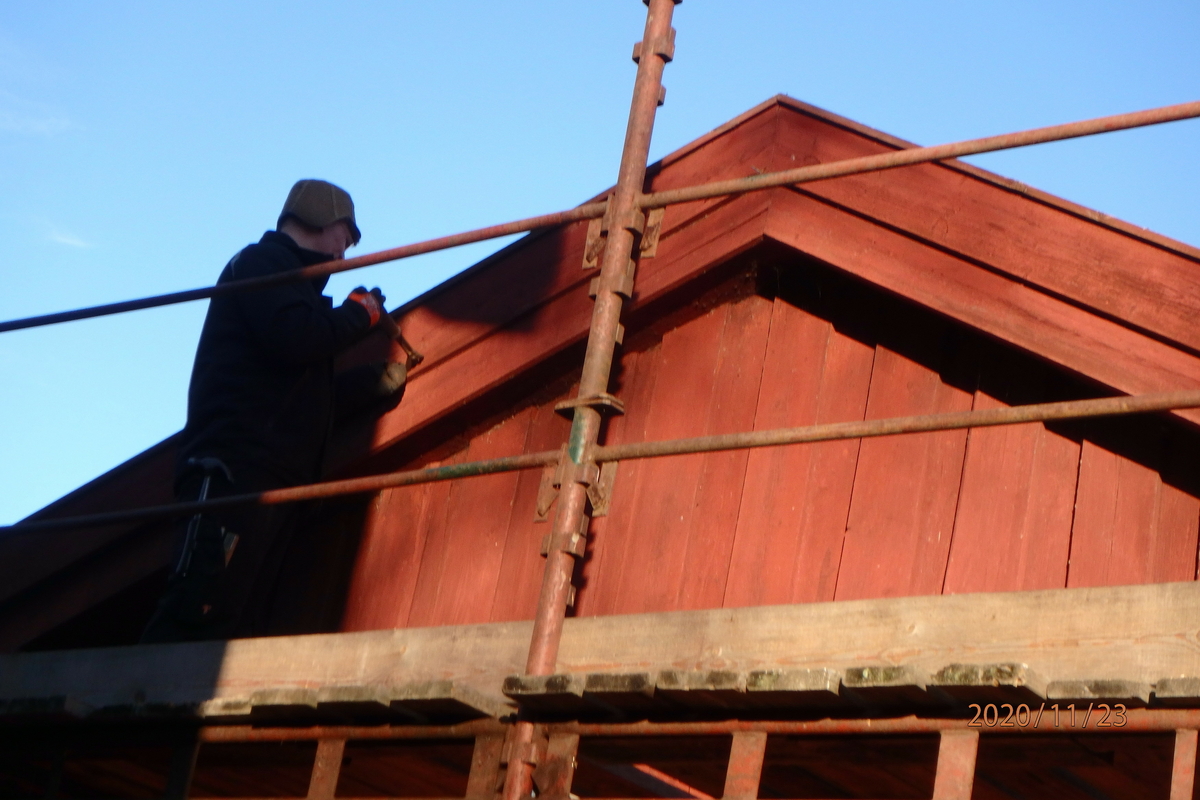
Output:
[378,313,424,370]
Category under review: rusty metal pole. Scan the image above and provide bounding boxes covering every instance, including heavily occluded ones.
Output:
[503,3,678,799]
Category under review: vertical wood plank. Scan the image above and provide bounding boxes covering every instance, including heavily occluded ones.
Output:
[575,343,663,617]
[931,730,977,800]
[675,293,774,610]
[532,733,580,800]
[724,294,874,608]
[835,340,974,601]
[1069,434,1200,588]
[490,398,575,623]
[163,741,199,800]
[1153,469,1200,585]
[603,306,731,615]
[1171,728,1198,800]
[466,733,506,800]
[307,738,345,800]
[407,410,534,626]
[942,390,1080,594]
[340,480,435,631]
[723,731,767,800]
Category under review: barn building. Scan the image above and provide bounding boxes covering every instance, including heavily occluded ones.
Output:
[3,92,1200,799]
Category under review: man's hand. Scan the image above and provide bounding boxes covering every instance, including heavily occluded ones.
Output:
[377,362,407,397]
[347,287,386,326]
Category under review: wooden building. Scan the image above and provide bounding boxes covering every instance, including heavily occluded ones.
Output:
[3,96,1200,799]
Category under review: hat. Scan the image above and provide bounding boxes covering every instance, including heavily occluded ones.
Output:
[277,179,361,244]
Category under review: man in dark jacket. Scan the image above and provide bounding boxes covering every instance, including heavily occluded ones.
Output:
[142,179,405,643]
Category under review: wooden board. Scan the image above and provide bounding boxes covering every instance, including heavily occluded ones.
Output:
[763,188,1200,428]
[941,390,1080,594]
[405,410,533,627]
[575,341,664,618]
[488,397,574,623]
[6,582,1200,716]
[674,293,774,610]
[722,288,874,607]
[769,103,1200,355]
[1068,431,1200,588]
[595,304,734,615]
[341,478,439,632]
[833,318,975,601]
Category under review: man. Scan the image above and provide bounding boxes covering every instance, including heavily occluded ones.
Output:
[141,179,406,643]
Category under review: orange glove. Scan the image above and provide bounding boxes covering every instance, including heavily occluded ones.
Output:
[347,287,385,326]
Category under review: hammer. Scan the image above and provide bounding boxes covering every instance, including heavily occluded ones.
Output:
[378,313,424,370]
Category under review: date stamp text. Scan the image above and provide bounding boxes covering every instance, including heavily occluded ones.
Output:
[967,702,1128,728]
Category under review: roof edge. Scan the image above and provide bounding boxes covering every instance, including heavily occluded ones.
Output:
[770,94,1200,263]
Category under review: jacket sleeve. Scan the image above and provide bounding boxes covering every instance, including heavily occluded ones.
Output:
[227,244,372,365]
[333,362,404,420]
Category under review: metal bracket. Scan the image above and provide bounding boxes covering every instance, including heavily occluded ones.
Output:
[586,461,619,517]
[534,463,559,523]
[603,201,645,236]
[500,728,548,767]
[554,392,626,418]
[588,258,637,299]
[558,460,599,488]
[540,530,587,559]
[582,216,605,270]
[632,27,677,63]
[640,207,666,257]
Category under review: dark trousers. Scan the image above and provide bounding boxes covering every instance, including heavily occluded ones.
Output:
[140,464,301,643]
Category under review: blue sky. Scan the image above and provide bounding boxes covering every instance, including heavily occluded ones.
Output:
[1,1,1197,524]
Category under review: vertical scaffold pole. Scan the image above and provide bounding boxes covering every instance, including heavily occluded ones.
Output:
[502,1,678,798]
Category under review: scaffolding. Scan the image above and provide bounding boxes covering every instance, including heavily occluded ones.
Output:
[4,1,1200,797]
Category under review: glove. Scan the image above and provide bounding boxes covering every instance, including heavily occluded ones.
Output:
[347,287,386,326]
[377,362,408,397]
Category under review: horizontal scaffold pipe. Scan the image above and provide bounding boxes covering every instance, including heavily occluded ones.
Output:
[638,99,1200,209]
[2,451,560,533]
[194,707,1200,742]
[1,100,1197,335]
[0,203,607,334]
[593,389,1200,463]
[4,389,1199,535]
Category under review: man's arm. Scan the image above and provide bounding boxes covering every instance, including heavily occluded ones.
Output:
[227,244,374,364]
[334,362,407,420]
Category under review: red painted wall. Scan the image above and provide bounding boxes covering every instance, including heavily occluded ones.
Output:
[340,262,1200,632]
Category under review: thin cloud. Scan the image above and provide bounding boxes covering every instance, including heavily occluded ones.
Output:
[0,88,72,135]
[48,230,92,248]
[43,221,93,249]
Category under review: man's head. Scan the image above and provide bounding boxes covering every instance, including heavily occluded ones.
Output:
[277,179,361,259]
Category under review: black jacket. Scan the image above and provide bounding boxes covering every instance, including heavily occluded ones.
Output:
[177,231,375,487]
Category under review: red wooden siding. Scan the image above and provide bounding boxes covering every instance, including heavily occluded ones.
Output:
[722,285,874,607]
[341,258,1200,631]
[941,390,1080,594]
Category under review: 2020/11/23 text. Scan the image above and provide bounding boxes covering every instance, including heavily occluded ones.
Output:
[968,702,1128,728]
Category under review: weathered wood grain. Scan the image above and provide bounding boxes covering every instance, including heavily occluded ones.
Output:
[764,188,1200,427]
[723,292,874,608]
[5,583,1200,716]
[576,342,663,618]
[942,390,1080,594]
[341,479,436,631]
[675,293,774,610]
[834,336,974,601]
[488,398,574,623]
[405,410,532,627]
[1068,436,1200,588]
[770,104,1200,355]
